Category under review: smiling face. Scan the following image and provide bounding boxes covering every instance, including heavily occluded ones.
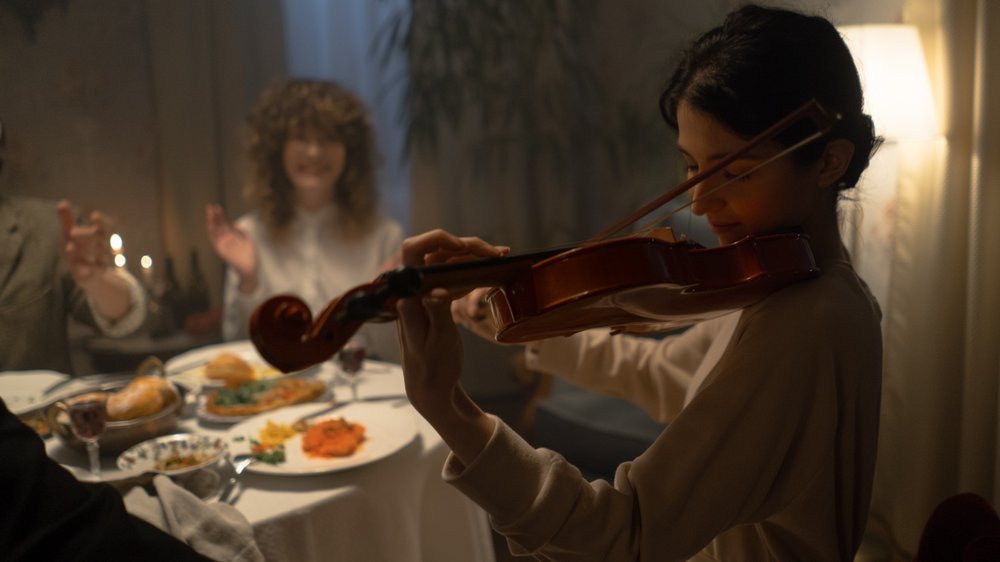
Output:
[282,128,347,210]
[676,101,836,246]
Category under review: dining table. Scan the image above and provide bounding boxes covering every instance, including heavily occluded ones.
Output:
[16,346,497,562]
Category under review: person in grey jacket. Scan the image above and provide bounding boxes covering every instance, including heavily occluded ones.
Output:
[0,119,145,373]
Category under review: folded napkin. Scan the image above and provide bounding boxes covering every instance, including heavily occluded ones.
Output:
[124,475,264,562]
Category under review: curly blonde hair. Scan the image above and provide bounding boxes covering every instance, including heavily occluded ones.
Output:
[245,78,381,238]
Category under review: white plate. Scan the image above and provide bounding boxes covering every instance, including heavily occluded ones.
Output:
[225,401,418,476]
[117,433,228,476]
[0,370,71,415]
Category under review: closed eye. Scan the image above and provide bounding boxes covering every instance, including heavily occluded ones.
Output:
[722,169,753,183]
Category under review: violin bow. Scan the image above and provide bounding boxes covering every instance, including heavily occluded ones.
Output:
[592,99,841,241]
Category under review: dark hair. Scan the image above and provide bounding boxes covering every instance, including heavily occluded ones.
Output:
[659,4,881,189]
[245,78,381,238]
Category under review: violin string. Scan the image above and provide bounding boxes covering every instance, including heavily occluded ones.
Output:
[632,129,828,238]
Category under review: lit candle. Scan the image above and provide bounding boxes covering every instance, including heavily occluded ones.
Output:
[140,255,154,287]
[109,233,125,269]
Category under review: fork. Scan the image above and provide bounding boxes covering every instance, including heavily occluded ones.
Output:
[218,454,255,504]
[291,401,349,432]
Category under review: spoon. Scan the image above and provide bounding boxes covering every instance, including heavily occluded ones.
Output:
[218,454,255,504]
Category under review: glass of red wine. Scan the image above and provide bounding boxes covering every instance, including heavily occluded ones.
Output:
[337,334,368,402]
[66,394,108,478]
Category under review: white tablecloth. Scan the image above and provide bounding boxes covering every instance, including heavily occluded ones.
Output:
[41,363,496,562]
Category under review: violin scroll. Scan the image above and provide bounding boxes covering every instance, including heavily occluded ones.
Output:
[250,294,357,373]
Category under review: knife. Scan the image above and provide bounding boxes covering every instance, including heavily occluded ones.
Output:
[290,395,408,431]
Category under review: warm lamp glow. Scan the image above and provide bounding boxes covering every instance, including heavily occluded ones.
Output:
[109,233,123,252]
[140,255,153,269]
[114,254,127,268]
[839,24,938,141]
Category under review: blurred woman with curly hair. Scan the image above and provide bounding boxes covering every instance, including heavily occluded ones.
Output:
[206,79,403,360]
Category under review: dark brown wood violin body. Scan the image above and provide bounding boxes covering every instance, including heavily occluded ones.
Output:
[250,231,817,372]
[487,231,818,342]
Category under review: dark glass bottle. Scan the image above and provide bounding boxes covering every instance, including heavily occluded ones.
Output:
[186,249,210,317]
[151,255,184,336]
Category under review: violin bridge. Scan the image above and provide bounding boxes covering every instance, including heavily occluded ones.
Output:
[648,226,677,243]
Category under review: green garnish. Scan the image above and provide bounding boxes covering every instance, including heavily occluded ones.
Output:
[249,438,285,464]
[213,380,276,406]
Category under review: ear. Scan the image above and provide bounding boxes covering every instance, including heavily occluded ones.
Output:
[816,139,855,189]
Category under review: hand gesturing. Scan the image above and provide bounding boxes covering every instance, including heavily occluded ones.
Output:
[57,200,113,290]
[205,204,257,289]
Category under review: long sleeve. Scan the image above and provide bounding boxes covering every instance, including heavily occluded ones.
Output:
[446,262,882,561]
[86,268,148,337]
[523,314,731,423]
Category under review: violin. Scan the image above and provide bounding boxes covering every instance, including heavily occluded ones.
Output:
[250,100,839,373]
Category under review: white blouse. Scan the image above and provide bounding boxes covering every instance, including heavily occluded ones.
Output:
[222,205,403,362]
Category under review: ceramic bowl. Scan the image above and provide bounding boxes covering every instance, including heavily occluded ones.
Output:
[46,380,186,455]
[117,432,227,476]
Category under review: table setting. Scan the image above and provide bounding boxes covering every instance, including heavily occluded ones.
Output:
[2,340,495,562]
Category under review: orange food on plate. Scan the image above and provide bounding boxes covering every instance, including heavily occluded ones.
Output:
[301,418,366,458]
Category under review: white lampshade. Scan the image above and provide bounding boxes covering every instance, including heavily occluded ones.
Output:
[839,24,939,141]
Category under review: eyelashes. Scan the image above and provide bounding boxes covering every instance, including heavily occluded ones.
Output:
[722,170,754,183]
[685,165,754,183]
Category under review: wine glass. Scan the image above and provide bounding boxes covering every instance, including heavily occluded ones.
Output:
[66,395,108,478]
[337,334,368,402]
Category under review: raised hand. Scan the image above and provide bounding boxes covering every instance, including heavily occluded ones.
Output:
[395,229,502,464]
[57,200,113,290]
[56,200,132,320]
[205,204,257,292]
[395,231,504,408]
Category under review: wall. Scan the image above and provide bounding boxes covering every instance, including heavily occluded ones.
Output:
[0,0,286,308]
[0,0,904,300]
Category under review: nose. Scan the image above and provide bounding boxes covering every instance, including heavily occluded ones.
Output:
[304,139,322,156]
[689,180,723,216]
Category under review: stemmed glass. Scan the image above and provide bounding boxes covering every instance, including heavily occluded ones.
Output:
[337,334,368,402]
[66,395,108,478]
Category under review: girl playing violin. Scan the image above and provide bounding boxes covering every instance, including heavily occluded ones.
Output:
[395,4,882,561]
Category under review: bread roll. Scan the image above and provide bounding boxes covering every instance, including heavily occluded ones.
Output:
[204,353,254,388]
[106,376,176,421]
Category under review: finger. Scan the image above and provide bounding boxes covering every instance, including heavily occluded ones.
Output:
[205,205,224,237]
[377,253,402,273]
[423,237,508,266]
[467,287,491,318]
[88,210,109,236]
[206,204,228,224]
[424,287,457,336]
[401,229,467,266]
[396,296,429,352]
[451,294,475,323]
[56,200,76,241]
[401,230,507,267]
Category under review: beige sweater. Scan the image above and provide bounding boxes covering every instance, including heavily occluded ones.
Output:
[444,260,882,561]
